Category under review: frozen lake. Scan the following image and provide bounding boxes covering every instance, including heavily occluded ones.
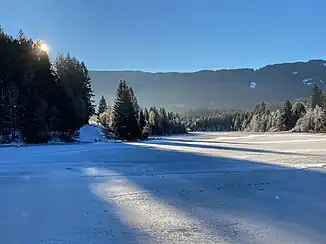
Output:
[1,132,326,243]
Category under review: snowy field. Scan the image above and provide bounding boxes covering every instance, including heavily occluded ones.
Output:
[1,132,326,243]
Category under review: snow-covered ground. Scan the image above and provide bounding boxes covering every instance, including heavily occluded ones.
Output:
[1,132,326,243]
[77,124,107,143]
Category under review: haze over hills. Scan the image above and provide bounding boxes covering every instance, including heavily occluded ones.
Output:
[90,59,326,112]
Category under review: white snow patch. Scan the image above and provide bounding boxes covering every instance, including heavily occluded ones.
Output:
[322,63,326,66]
[77,124,106,143]
[292,71,298,75]
[302,78,313,84]
[249,82,256,89]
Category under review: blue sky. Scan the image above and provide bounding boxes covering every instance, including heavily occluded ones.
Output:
[2,0,325,72]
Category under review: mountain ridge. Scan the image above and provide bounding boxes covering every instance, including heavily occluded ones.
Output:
[89,59,326,111]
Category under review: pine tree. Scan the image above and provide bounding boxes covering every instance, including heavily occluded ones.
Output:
[143,108,149,122]
[320,95,326,132]
[233,113,241,131]
[129,86,140,118]
[292,101,306,126]
[97,95,107,114]
[312,84,323,109]
[282,100,293,130]
[54,54,95,131]
[159,107,169,135]
[111,79,141,140]
[97,95,107,122]
[138,109,146,130]
[81,61,95,121]
[138,109,147,138]
[0,27,95,143]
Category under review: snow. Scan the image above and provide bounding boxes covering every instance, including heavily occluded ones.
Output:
[292,71,298,75]
[249,81,256,88]
[77,124,106,143]
[302,78,313,84]
[1,132,326,243]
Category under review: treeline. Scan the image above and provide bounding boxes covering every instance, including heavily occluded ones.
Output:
[96,80,187,140]
[0,27,95,143]
[184,84,326,133]
[183,108,239,131]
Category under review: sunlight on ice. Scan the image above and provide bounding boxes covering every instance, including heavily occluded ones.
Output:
[85,168,226,243]
[84,167,313,243]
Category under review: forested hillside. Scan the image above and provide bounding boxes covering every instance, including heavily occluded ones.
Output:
[182,84,326,133]
[90,60,326,111]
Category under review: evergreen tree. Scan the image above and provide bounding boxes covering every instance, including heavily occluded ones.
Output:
[292,101,306,126]
[139,109,146,130]
[143,108,149,122]
[320,96,326,132]
[233,113,241,131]
[97,95,107,114]
[282,100,294,130]
[111,79,141,140]
[312,84,323,109]
[81,61,95,120]
[97,95,107,122]
[0,27,95,143]
[159,107,170,135]
[138,109,147,138]
[54,54,95,131]
[129,86,140,117]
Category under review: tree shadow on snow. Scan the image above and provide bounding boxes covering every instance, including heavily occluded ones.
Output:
[86,141,326,243]
[161,137,257,145]
[0,172,141,244]
[145,139,316,156]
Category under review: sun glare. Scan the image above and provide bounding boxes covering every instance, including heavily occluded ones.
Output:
[39,41,50,53]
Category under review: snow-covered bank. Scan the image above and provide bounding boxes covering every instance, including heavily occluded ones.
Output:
[77,124,108,143]
[0,124,109,147]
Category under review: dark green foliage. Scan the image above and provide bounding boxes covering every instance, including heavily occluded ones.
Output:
[129,86,140,117]
[97,95,107,115]
[97,95,107,123]
[184,108,240,132]
[184,100,307,133]
[0,27,95,143]
[292,101,306,125]
[312,84,323,109]
[143,108,149,122]
[138,109,147,138]
[54,54,95,131]
[111,79,141,140]
[146,106,186,135]
[89,59,326,111]
[282,100,294,130]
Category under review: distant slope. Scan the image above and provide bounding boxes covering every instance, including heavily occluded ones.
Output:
[90,59,326,111]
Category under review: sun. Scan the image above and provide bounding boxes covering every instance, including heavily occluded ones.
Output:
[39,41,50,53]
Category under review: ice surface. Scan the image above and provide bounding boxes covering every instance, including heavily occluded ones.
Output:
[1,132,326,243]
